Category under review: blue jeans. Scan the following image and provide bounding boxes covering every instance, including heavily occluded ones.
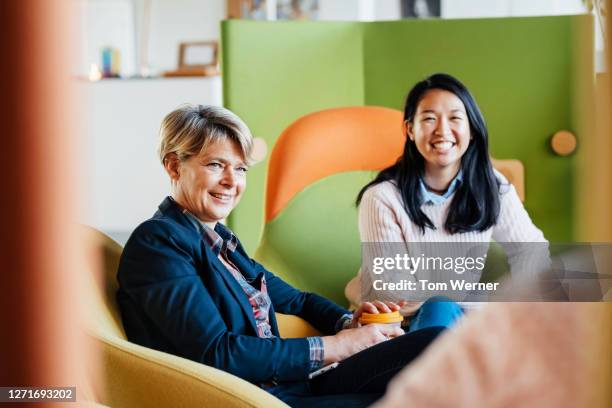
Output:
[408,296,464,332]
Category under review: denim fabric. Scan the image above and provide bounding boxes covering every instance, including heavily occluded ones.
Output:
[408,296,464,332]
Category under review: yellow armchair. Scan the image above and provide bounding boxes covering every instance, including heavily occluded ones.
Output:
[82,226,319,408]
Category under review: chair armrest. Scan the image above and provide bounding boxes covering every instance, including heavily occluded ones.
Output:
[276,313,321,338]
[90,334,289,408]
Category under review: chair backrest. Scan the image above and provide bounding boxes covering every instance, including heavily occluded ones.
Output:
[81,226,290,407]
[82,225,126,339]
[254,107,522,305]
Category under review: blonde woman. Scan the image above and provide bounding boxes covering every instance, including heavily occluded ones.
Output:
[117,105,449,408]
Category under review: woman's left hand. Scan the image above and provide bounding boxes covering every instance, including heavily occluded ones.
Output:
[349,300,407,329]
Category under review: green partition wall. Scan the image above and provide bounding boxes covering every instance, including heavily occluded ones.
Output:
[222,21,366,252]
[222,16,594,254]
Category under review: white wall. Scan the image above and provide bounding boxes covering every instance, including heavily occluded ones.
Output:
[318,0,400,21]
[79,0,226,77]
[140,0,226,73]
[373,0,401,20]
[318,0,361,21]
[319,0,587,21]
[442,0,585,18]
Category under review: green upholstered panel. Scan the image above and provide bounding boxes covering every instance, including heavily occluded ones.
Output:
[254,172,373,306]
[222,16,594,253]
[362,16,594,242]
[221,20,365,252]
[255,171,510,305]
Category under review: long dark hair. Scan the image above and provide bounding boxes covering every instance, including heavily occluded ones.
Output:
[356,73,500,234]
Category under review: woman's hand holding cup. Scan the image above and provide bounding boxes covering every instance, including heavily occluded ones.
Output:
[322,323,404,364]
[321,300,407,364]
[349,300,407,329]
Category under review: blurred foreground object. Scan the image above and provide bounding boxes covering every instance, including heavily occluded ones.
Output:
[0,0,89,403]
[373,302,612,408]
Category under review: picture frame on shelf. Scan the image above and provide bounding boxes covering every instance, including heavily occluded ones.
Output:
[164,41,219,77]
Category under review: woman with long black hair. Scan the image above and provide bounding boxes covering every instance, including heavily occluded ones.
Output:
[346,73,548,320]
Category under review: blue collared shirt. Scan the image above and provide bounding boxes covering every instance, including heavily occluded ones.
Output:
[419,170,463,205]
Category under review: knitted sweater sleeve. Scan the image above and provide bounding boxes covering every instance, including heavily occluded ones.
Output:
[357,185,420,304]
[345,187,400,306]
[359,184,405,243]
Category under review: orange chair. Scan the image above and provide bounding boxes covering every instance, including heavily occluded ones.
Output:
[254,107,404,305]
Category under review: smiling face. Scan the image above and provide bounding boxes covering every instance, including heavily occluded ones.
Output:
[165,138,248,228]
[406,88,471,176]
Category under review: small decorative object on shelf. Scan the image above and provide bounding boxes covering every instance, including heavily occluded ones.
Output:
[88,64,102,82]
[101,47,121,78]
[163,41,219,77]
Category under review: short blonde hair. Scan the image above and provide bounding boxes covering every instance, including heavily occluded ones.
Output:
[158,104,253,165]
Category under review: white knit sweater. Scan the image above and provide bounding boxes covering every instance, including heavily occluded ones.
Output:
[356,174,549,307]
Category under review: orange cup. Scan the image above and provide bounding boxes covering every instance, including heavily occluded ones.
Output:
[358,311,403,327]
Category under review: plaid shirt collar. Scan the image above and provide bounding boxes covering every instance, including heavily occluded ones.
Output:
[171,198,238,255]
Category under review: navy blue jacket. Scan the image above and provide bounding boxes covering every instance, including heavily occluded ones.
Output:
[117,197,349,384]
